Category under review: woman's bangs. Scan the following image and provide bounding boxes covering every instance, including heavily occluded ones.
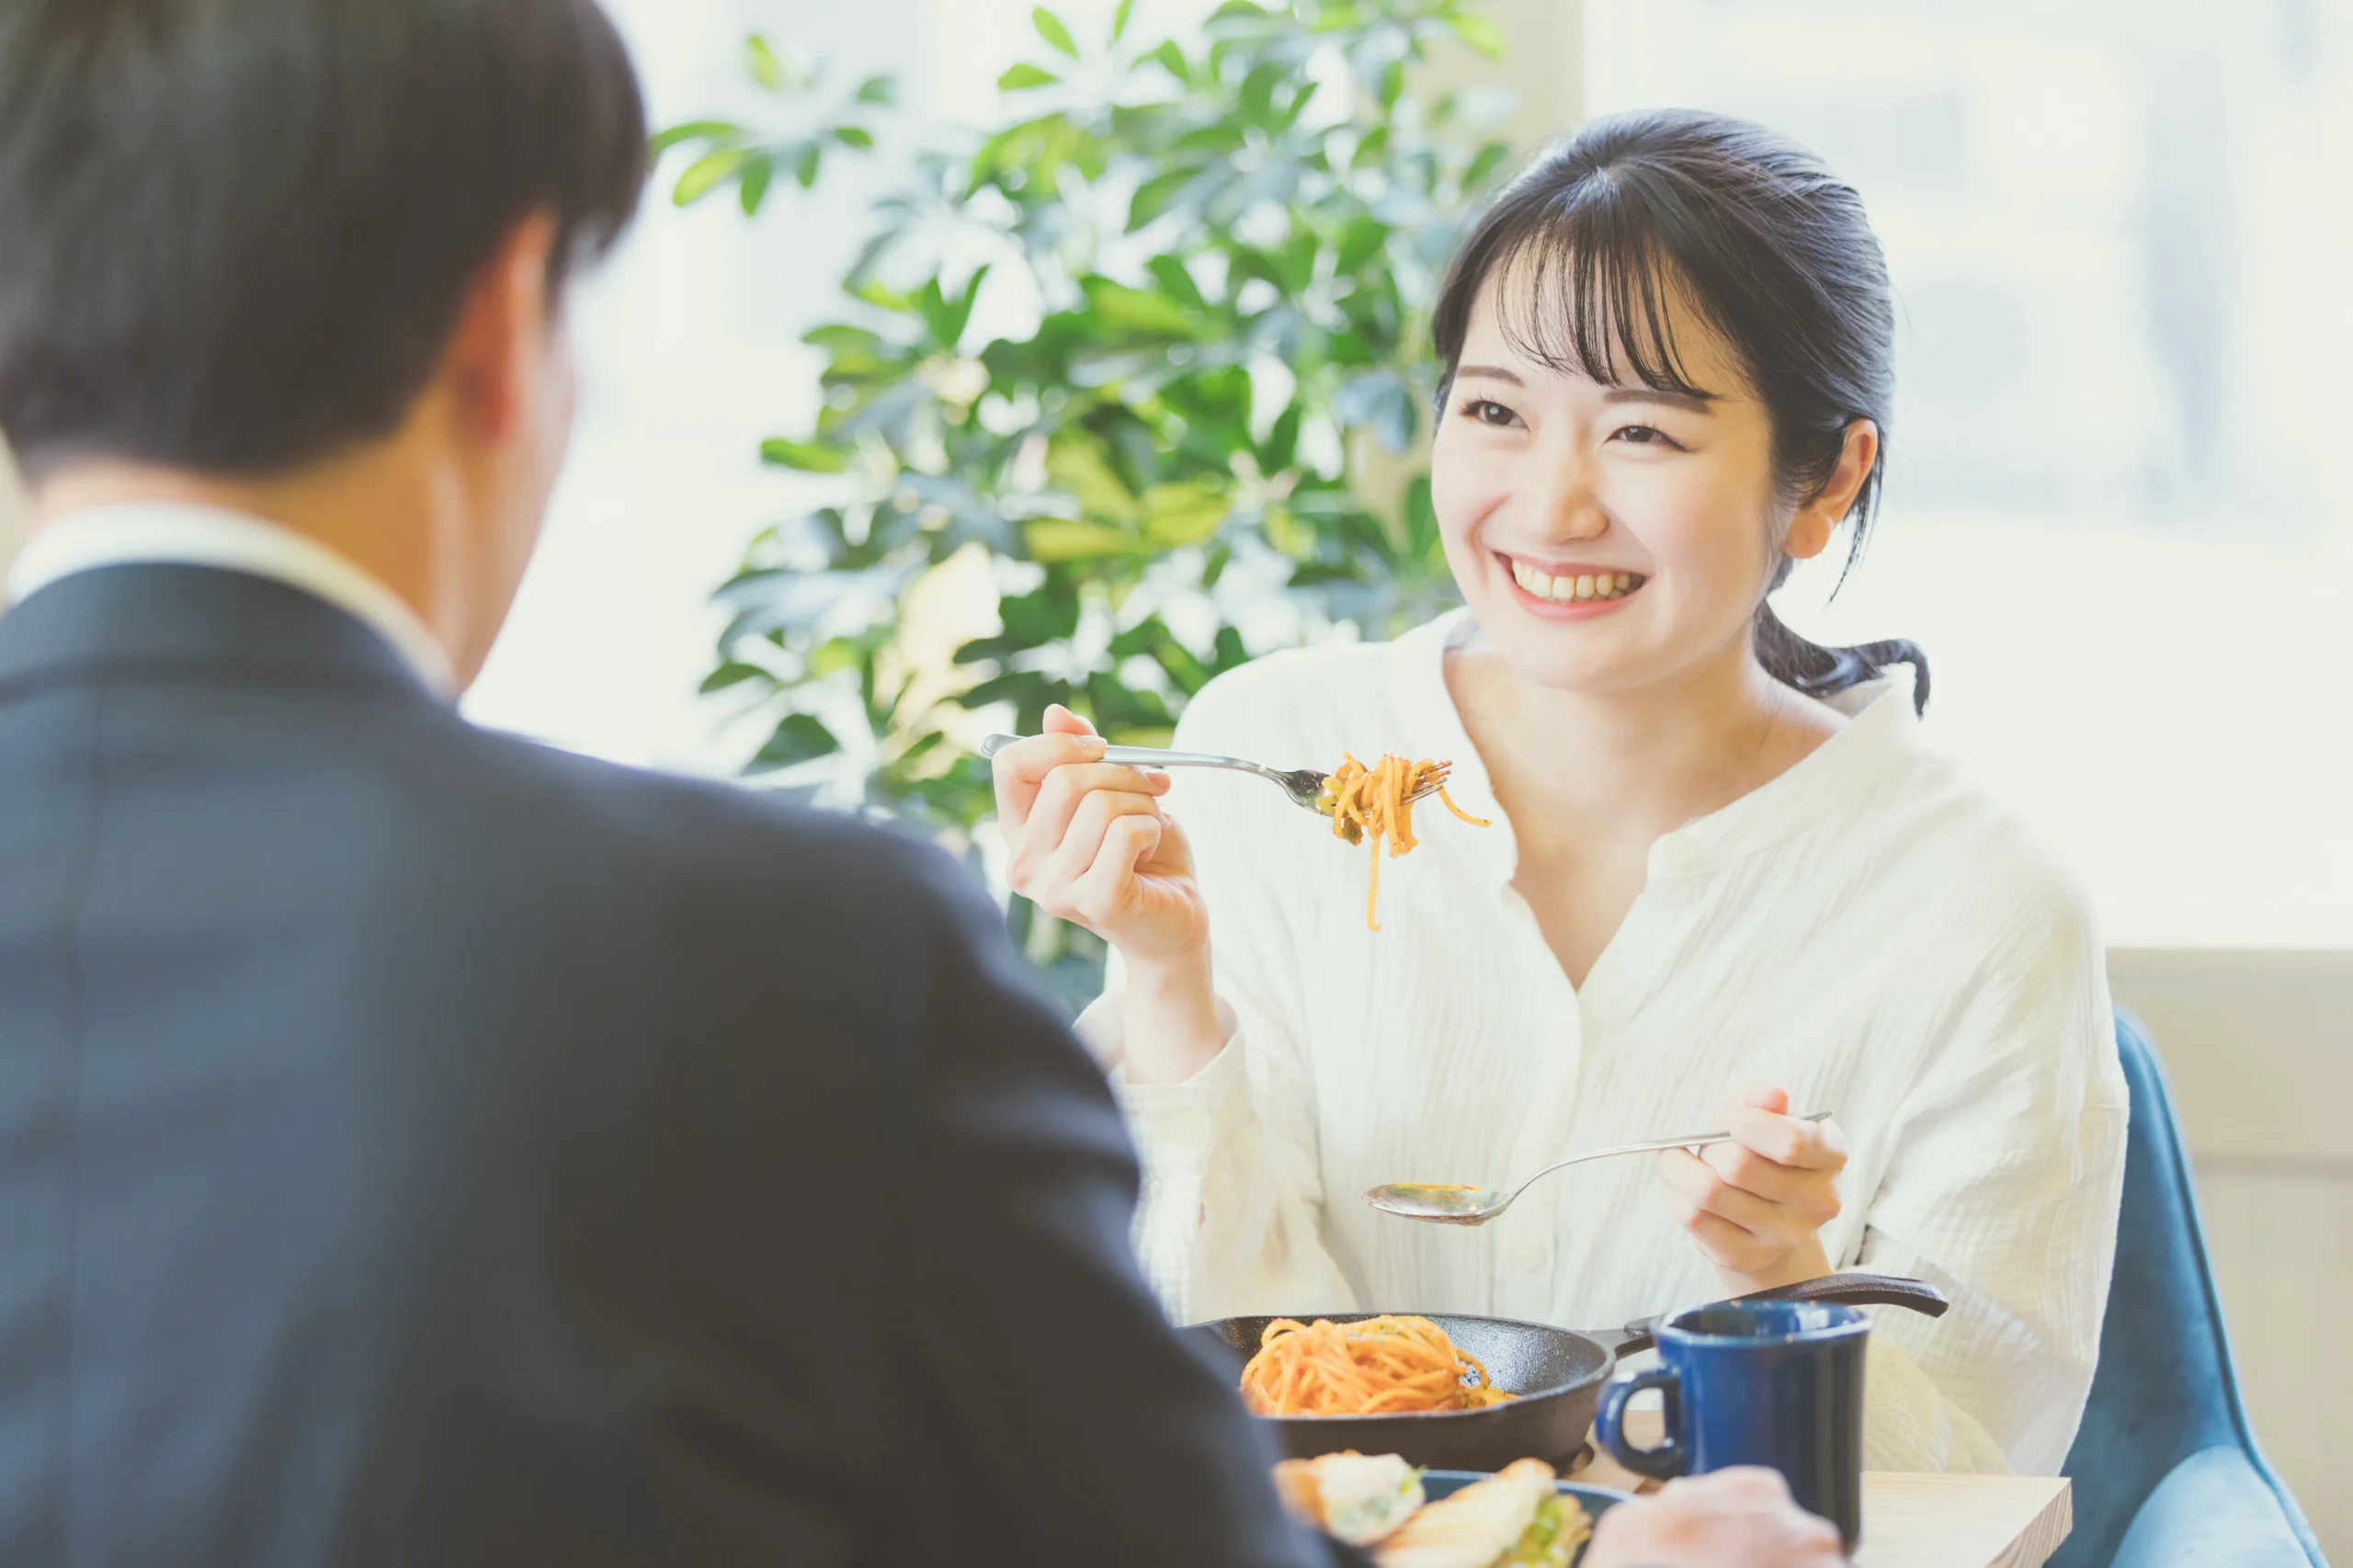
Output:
[1483,201,1717,403]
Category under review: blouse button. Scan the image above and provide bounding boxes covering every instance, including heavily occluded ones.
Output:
[1506,1239,1545,1274]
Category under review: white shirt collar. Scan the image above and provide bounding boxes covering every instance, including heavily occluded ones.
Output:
[1388,604,1924,882]
[5,502,458,699]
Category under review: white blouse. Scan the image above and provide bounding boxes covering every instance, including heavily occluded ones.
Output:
[1078,608,2128,1476]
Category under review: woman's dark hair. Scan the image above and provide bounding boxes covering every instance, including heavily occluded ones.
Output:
[0,0,647,482]
[1432,108,1929,712]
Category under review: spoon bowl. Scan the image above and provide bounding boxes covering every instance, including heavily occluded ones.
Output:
[1362,1182,1511,1224]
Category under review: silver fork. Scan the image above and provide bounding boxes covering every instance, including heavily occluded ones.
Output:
[978,734,1443,813]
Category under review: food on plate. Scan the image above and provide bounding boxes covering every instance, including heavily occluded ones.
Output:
[1271,1450,1427,1547]
[1317,754,1491,931]
[1372,1459,1590,1568]
[1239,1314,1516,1416]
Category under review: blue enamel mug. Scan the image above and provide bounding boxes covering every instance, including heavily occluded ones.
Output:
[1594,1299,1870,1548]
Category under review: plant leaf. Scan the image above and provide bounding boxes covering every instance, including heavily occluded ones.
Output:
[855,74,897,106]
[1448,11,1506,59]
[833,124,876,150]
[943,264,992,347]
[1404,474,1442,561]
[802,324,884,354]
[672,147,754,206]
[1111,0,1136,42]
[738,156,774,215]
[1140,481,1231,548]
[748,713,841,773]
[745,33,784,90]
[701,661,771,694]
[999,62,1061,91]
[1032,6,1079,57]
[1146,255,1207,310]
[1045,437,1140,525]
[1465,140,1513,192]
[650,119,744,159]
[1142,40,1190,85]
[760,437,848,473]
[1083,278,1198,337]
[1024,518,1149,561]
[794,141,823,187]
[1127,166,1199,230]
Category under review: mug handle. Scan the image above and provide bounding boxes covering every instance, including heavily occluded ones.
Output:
[1596,1369,1684,1481]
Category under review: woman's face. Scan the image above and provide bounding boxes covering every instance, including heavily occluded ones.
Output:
[1430,270,1787,697]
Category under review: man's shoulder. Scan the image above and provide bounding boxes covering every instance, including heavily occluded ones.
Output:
[420,720,984,945]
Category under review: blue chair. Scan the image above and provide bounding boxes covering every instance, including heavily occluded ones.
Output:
[2048,1011,2326,1567]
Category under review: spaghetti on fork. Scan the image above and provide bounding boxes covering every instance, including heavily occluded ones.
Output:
[1317,756,1491,932]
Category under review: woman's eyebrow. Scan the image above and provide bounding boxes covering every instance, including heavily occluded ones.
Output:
[1456,364,1716,414]
[1604,385,1716,414]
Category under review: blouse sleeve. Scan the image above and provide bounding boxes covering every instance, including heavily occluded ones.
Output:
[1843,867,2129,1474]
[1071,682,1358,1326]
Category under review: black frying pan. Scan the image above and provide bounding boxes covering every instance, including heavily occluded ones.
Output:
[1188,1272,1949,1472]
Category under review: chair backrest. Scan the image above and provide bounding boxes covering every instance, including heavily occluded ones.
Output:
[2047,1011,2324,1568]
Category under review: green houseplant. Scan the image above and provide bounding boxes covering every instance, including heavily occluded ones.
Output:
[658,0,1513,1008]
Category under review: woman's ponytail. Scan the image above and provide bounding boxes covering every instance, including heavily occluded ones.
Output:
[1754,600,1930,715]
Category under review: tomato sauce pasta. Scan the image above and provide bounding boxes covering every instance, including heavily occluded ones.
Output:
[1238,1314,1517,1416]
[1317,756,1491,931]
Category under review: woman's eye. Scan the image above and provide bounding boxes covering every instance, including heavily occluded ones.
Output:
[1461,399,1522,429]
[1611,425,1683,449]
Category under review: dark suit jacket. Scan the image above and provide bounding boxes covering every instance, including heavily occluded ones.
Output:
[0,564,1357,1567]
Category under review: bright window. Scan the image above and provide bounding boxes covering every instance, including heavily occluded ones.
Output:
[1588,0,2353,945]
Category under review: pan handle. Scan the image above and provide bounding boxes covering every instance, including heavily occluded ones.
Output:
[1614,1272,1950,1358]
[1733,1271,1949,1317]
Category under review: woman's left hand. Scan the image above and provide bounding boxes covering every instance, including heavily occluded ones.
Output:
[1654,1086,1849,1294]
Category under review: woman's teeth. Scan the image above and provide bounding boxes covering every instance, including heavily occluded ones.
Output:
[1509,560,1645,602]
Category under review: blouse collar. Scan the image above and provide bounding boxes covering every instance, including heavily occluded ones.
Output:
[1387,606,1925,887]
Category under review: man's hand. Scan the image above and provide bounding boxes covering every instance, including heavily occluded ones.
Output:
[1581,1469,1845,1568]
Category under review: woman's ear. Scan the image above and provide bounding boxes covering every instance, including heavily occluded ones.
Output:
[1787,419,1879,561]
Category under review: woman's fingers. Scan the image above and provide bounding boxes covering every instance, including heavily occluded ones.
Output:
[1064,812,1166,931]
[1656,1148,1792,1238]
[1660,1089,1845,1290]
[1040,703,1093,739]
[1723,1098,1849,1171]
[1654,1187,1782,1275]
[1017,763,1171,868]
[1039,789,1166,893]
[1698,1137,1844,1221]
[992,729,1104,830]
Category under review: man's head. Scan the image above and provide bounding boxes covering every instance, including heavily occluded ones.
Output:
[0,0,646,679]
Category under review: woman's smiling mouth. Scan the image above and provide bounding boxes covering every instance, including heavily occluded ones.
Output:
[1499,552,1649,611]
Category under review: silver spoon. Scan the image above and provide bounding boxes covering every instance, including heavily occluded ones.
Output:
[1364,1111,1836,1227]
[979,734,1446,814]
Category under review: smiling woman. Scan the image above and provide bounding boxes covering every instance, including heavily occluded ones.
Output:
[1429,110,1927,713]
[996,108,2129,1477]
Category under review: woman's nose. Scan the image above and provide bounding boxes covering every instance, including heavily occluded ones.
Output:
[1523,457,1610,541]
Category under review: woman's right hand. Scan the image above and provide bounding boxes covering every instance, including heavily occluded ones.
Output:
[992,705,1210,971]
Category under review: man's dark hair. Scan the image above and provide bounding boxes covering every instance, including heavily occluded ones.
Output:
[0,0,647,483]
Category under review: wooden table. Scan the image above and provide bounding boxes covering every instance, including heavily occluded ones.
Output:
[1848,1472,2071,1568]
[1580,1413,2073,1568]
